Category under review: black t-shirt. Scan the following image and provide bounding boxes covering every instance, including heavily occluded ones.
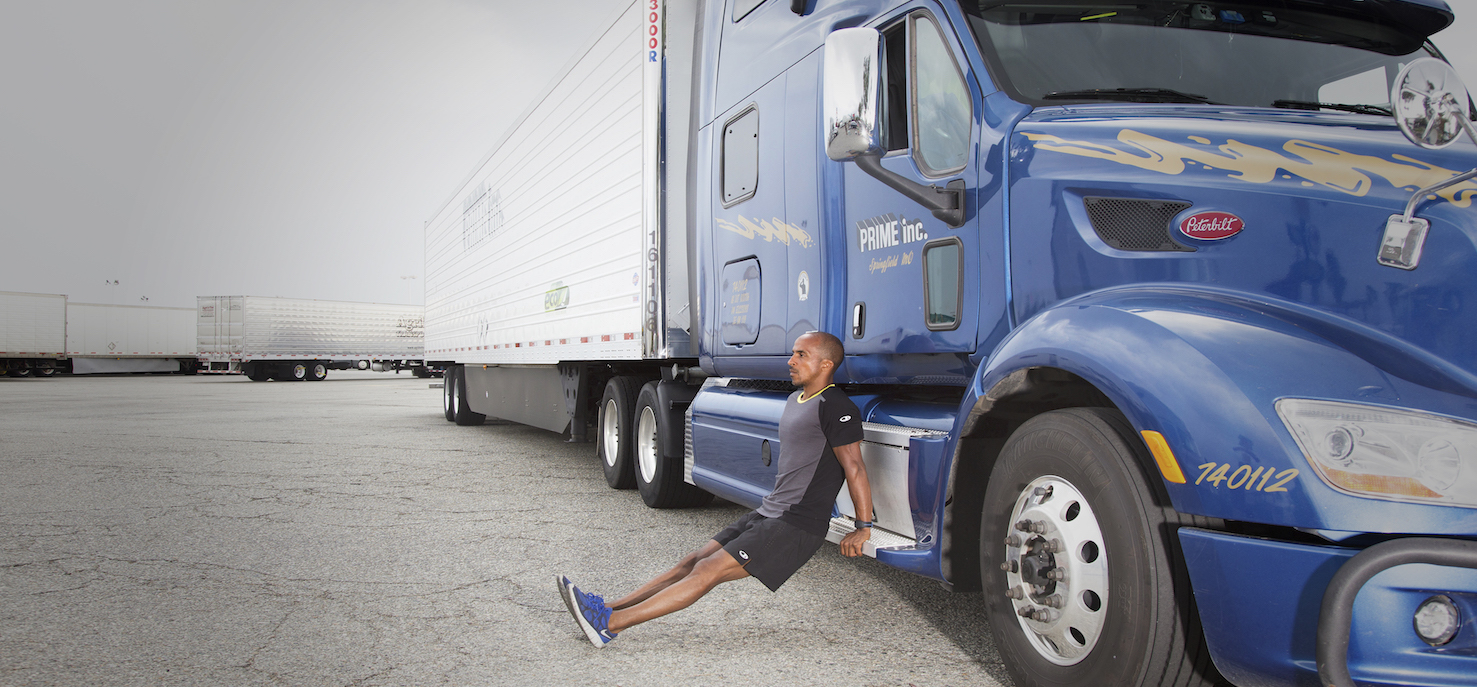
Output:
[756,385,864,536]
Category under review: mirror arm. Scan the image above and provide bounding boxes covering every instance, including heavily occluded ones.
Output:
[853,153,965,227]
[1403,167,1477,221]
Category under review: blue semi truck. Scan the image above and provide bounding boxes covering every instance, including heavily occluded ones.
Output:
[424,1,1477,685]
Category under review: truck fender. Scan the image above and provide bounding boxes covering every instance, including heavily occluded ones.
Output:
[954,284,1477,532]
[654,380,700,459]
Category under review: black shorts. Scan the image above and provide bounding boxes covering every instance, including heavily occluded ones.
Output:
[714,511,825,592]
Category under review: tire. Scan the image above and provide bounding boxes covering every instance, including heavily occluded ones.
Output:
[634,382,714,508]
[443,367,457,422]
[306,361,328,381]
[979,407,1218,687]
[453,366,485,426]
[597,376,642,489]
[8,368,32,378]
[283,362,308,381]
[35,367,56,377]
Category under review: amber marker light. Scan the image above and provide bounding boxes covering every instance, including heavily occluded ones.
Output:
[1142,431,1187,484]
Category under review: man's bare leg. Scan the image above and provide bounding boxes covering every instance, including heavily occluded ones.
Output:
[608,540,725,610]
[608,547,749,633]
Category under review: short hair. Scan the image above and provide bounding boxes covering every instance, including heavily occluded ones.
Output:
[801,330,845,368]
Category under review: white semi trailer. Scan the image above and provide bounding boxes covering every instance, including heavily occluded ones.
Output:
[66,302,199,374]
[196,296,428,381]
[0,291,67,377]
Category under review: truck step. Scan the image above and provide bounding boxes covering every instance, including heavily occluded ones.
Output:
[826,516,916,558]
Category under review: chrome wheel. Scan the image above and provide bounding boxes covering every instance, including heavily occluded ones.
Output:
[637,405,659,484]
[601,398,621,468]
[1002,475,1108,666]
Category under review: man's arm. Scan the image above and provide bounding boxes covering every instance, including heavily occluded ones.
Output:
[834,440,873,558]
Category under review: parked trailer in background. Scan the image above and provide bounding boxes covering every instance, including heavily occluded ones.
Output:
[197,296,427,381]
[0,291,66,377]
[428,2,1477,687]
[66,302,198,374]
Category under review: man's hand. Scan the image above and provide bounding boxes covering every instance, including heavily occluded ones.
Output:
[833,440,873,559]
[839,526,871,558]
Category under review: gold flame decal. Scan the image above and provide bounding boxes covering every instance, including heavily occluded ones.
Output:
[715,216,815,248]
[1022,129,1477,208]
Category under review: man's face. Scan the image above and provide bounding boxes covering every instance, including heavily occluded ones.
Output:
[788,334,831,387]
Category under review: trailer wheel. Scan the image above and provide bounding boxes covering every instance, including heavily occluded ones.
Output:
[443,367,457,421]
[634,382,713,508]
[306,362,328,381]
[8,368,32,378]
[597,376,642,489]
[979,408,1217,687]
[453,366,485,426]
[35,367,56,377]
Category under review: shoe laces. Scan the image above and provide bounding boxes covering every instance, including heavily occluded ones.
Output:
[576,591,612,630]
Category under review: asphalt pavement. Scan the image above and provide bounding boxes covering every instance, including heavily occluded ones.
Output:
[0,371,1011,686]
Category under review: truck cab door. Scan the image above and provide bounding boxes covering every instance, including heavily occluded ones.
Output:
[710,81,795,362]
[834,9,979,368]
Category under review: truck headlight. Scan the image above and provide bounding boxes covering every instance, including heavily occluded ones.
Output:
[1276,399,1477,508]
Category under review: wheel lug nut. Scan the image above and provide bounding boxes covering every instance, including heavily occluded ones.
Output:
[1044,538,1064,553]
[1032,521,1048,534]
[1006,586,1024,600]
[1000,560,1019,573]
[1004,535,1021,547]
[1017,605,1035,618]
[1045,594,1065,609]
[1046,569,1066,581]
[1033,609,1051,622]
[1014,519,1032,532]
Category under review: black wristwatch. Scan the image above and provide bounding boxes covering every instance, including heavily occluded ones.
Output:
[854,519,874,529]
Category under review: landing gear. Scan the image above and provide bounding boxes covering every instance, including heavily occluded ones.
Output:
[980,408,1217,687]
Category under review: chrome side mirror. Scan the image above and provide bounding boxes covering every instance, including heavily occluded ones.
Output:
[1392,58,1477,150]
[823,28,881,161]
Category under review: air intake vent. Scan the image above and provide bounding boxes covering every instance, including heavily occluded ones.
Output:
[1083,197,1194,252]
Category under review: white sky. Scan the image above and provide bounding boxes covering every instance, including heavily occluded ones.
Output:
[1,0,1475,310]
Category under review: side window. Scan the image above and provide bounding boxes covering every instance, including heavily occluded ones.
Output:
[923,239,961,330]
[732,0,765,22]
[881,23,909,152]
[911,15,971,176]
[722,107,758,206]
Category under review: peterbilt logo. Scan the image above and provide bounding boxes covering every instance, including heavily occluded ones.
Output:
[1179,211,1244,240]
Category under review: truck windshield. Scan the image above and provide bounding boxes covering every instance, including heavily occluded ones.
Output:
[961,1,1443,111]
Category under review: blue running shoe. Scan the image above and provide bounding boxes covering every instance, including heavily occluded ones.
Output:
[556,574,617,647]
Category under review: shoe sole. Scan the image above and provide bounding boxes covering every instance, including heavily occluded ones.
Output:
[555,574,609,648]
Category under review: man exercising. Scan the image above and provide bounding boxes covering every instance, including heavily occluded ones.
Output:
[557,330,874,647]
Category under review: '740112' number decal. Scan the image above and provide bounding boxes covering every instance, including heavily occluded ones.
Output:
[1196,463,1298,492]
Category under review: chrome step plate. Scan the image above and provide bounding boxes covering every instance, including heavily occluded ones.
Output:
[826,516,916,558]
